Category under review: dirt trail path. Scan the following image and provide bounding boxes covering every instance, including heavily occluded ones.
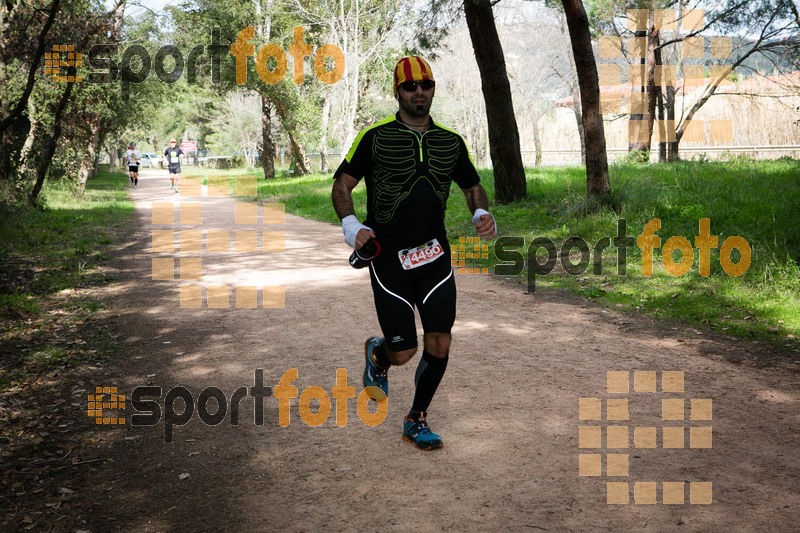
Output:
[88,169,799,532]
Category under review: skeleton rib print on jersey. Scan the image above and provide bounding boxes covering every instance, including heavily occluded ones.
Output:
[371,128,460,223]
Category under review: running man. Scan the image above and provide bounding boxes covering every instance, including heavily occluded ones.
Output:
[125,142,140,188]
[331,56,496,450]
[164,138,184,193]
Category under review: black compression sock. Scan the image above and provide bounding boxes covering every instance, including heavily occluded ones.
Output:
[411,350,448,413]
[407,409,425,423]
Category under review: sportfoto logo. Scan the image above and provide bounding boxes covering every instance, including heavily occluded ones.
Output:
[484,218,751,292]
[90,368,387,443]
[52,26,344,85]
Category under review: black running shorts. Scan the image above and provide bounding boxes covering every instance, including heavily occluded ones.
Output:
[128,165,138,172]
[368,239,456,352]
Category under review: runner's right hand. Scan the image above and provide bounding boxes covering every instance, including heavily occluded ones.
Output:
[355,228,377,249]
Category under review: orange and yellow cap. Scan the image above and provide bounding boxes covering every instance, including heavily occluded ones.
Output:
[393,56,435,96]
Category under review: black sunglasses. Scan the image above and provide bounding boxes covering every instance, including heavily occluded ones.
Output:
[399,80,435,92]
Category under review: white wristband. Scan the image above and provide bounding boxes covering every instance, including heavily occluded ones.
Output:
[341,215,371,248]
[471,208,490,225]
[471,208,497,237]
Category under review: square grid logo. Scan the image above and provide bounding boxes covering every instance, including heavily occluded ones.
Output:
[598,9,734,145]
[579,371,713,505]
[45,44,83,83]
[87,386,125,425]
[452,236,489,275]
[150,176,286,309]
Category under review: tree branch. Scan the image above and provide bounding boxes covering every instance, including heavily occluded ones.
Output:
[790,0,800,29]
[657,0,751,51]
[676,8,784,141]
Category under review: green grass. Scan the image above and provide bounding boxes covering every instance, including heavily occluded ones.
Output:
[495,160,799,343]
[212,159,800,346]
[0,292,43,316]
[0,171,135,390]
[1,172,134,291]
[516,159,800,340]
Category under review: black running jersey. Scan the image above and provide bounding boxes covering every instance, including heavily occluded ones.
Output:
[164,147,183,166]
[334,113,481,247]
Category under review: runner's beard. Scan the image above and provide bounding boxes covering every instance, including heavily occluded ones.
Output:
[399,95,431,119]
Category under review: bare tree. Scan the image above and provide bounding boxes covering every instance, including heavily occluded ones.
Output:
[671,7,796,160]
[211,92,263,167]
[289,0,407,155]
[546,8,586,165]
[500,6,575,167]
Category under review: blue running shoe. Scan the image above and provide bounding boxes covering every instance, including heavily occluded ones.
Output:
[363,336,388,399]
[402,413,443,450]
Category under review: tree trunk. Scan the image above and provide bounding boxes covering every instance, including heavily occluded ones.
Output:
[341,5,361,156]
[94,126,105,175]
[628,26,648,152]
[654,32,666,163]
[320,148,329,174]
[656,91,666,162]
[287,130,311,175]
[30,79,74,204]
[675,64,738,150]
[665,85,678,161]
[560,0,610,202]
[18,99,38,180]
[107,145,117,169]
[342,54,360,156]
[642,21,660,157]
[464,0,526,203]
[274,99,311,175]
[259,94,275,178]
[78,114,101,193]
[532,114,543,168]
[571,82,585,165]
[320,89,331,173]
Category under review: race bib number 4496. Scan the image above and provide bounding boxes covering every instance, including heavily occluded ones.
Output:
[398,239,444,270]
